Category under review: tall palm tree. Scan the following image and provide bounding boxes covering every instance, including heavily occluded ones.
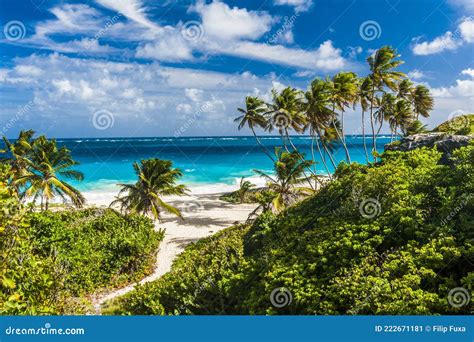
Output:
[358,77,372,163]
[304,78,337,175]
[16,136,85,210]
[267,87,306,151]
[235,96,274,161]
[366,46,406,161]
[254,148,313,212]
[112,158,188,221]
[329,72,359,163]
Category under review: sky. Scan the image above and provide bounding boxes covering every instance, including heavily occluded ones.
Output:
[0,0,473,138]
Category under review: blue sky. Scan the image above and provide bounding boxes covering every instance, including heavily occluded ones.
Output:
[0,0,473,138]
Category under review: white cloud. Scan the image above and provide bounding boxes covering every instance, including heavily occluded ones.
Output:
[0,53,280,137]
[14,65,43,77]
[274,0,313,13]
[95,0,160,30]
[192,0,275,41]
[407,69,425,80]
[211,40,347,71]
[449,0,474,13]
[461,68,474,78]
[459,17,474,42]
[185,88,204,102]
[412,32,462,55]
[412,17,474,55]
[136,28,194,62]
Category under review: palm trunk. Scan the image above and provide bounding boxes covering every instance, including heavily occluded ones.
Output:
[341,111,351,163]
[45,198,49,211]
[331,105,351,164]
[315,126,337,169]
[369,85,377,162]
[362,110,369,163]
[312,129,331,178]
[251,127,275,162]
[285,129,316,190]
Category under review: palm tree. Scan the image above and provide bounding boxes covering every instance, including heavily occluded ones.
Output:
[329,72,359,163]
[237,177,256,204]
[0,130,35,191]
[112,158,188,221]
[235,96,274,161]
[412,85,433,120]
[403,119,428,136]
[358,77,372,163]
[16,136,85,210]
[304,78,337,175]
[383,99,414,141]
[253,148,313,212]
[366,46,406,161]
[267,87,306,151]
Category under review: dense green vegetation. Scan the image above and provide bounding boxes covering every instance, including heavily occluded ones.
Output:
[0,132,165,314]
[0,183,163,314]
[109,145,473,315]
[28,209,163,296]
[433,114,474,135]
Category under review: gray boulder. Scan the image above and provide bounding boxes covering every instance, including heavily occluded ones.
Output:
[385,133,472,164]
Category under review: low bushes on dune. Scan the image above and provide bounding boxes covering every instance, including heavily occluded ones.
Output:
[109,144,473,315]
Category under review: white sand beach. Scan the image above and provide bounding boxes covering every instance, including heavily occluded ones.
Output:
[92,190,257,313]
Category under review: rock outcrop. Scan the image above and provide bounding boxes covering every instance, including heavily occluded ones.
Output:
[385,133,472,164]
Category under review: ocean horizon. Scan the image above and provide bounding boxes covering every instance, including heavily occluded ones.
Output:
[52,135,393,202]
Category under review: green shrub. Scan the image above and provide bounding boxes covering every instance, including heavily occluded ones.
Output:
[28,209,163,296]
[111,145,473,315]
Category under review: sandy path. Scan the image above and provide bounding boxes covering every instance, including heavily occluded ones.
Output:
[92,193,256,313]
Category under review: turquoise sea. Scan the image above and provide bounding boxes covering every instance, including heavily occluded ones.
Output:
[55,135,392,197]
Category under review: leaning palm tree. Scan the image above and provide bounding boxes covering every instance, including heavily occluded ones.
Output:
[366,46,406,161]
[254,148,314,212]
[329,72,359,163]
[235,96,274,161]
[112,158,188,221]
[16,136,85,210]
[411,84,433,120]
[304,78,337,175]
[267,87,306,151]
[385,99,414,140]
[358,77,372,163]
